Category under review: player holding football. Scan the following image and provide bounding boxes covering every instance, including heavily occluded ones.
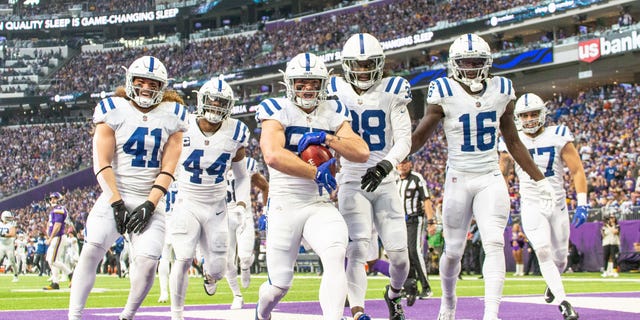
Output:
[327,33,411,320]
[68,56,187,320]
[499,93,583,320]
[255,52,369,320]
[167,77,251,320]
[411,34,554,320]
[225,156,269,309]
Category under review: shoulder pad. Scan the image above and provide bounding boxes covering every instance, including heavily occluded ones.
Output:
[496,76,514,96]
[428,77,454,99]
[230,119,250,144]
[258,98,285,117]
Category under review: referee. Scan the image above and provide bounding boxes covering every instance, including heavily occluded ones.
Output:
[397,156,433,306]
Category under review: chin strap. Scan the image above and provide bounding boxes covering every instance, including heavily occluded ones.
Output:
[470,80,484,92]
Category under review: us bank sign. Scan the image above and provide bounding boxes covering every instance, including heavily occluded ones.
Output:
[578,29,640,63]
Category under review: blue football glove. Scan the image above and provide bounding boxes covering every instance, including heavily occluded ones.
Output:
[314,158,337,194]
[571,205,588,228]
[297,131,327,154]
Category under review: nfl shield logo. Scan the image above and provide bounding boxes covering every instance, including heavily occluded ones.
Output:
[142,115,148,121]
[452,177,457,183]
[205,140,209,146]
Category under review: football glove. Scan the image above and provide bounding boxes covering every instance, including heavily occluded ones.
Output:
[315,158,337,194]
[297,131,327,154]
[571,205,588,228]
[534,178,555,213]
[360,160,393,192]
[111,199,129,235]
[126,200,156,234]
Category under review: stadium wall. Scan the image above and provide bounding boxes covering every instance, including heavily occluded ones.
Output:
[0,167,95,210]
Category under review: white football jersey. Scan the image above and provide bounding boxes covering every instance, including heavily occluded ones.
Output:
[256,97,351,197]
[226,157,260,209]
[92,96,188,197]
[175,114,249,205]
[499,125,573,201]
[0,221,16,246]
[427,76,516,173]
[14,238,27,254]
[327,76,412,184]
[163,181,179,214]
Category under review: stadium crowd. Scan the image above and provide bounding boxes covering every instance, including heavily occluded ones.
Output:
[0,122,93,198]
[9,0,155,18]
[39,0,546,96]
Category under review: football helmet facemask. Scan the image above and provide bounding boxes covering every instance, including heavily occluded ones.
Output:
[197,78,235,124]
[448,34,492,92]
[125,56,168,108]
[514,93,547,134]
[341,33,385,90]
[282,52,328,109]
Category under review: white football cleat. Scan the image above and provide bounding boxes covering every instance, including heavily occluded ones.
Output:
[158,293,168,303]
[230,295,244,309]
[12,276,19,283]
[241,269,251,288]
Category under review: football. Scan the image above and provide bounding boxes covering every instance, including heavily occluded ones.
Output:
[300,144,336,175]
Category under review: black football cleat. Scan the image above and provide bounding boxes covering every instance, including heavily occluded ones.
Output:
[404,278,418,307]
[559,300,579,320]
[544,286,555,303]
[384,285,406,320]
[43,282,60,290]
[418,286,433,299]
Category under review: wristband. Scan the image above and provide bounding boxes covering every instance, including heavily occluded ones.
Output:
[152,184,168,195]
[159,171,175,181]
[577,193,587,206]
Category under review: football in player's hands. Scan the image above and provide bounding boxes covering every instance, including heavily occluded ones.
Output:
[300,144,336,176]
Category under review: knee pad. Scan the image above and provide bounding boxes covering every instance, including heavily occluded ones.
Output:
[536,245,552,263]
[386,249,409,269]
[443,243,464,262]
[259,281,289,300]
[203,252,227,281]
[239,256,254,270]
[346,239,369,265]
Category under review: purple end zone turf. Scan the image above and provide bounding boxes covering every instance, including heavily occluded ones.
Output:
[3,291,638,319]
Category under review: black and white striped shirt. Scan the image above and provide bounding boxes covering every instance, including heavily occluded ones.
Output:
[398,171,430,218]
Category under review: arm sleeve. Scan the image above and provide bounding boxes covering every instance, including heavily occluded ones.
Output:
[383,103,411,167]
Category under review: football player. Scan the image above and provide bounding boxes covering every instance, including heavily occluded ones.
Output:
[499,93,583,320]
[68,56,187,320]
[410,34,554,320]
[0,210,19,282]
[255,52,369,320]
[158,181,178,303]
[225,156,269,309]
[167,77,251,320]
[43,192,73,290]
[327,33,411,320]
[15,232,28,276]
